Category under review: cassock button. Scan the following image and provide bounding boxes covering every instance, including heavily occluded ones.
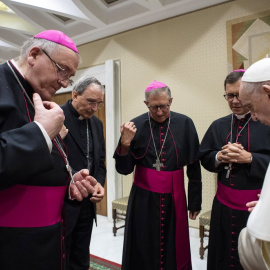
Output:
[161,133,164,136]
[239,126,242,129]
[161,205,165,207]
[162,159,165,162]
[63,254,66,259]
[162,211,165,214]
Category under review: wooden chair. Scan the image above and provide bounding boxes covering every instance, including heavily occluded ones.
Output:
[199,210,211,259]
[112,196,129,236]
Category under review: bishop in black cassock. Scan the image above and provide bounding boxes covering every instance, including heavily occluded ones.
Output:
[114,81,202,270]
[198,70,270,270]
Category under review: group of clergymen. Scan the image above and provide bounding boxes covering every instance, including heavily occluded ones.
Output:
[0,29,269,270]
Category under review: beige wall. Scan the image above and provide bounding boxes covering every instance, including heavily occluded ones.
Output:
[78,0,270,227]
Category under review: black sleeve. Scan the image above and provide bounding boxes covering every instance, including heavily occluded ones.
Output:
[0,122,53,189]
[95,123,107,186]
[198,122,224,173]
[113,139,136,175]
[185,118,202,211]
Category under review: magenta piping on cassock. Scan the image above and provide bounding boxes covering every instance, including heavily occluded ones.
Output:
[216,181,261,211]
[0,184,67,227]
[134,165,191,270]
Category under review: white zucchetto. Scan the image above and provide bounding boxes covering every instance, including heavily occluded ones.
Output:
[242,58,270,82]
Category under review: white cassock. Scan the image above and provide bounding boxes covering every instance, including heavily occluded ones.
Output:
[238,164,270,270]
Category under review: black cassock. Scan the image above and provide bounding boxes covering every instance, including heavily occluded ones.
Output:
[0,61,70,270]
[198,113,270,270]
[114,111,202,270]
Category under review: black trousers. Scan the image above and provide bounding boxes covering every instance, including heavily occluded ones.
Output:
[66,200,94,270]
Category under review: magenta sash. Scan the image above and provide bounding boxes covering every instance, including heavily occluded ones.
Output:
[216,181,261,211]
[134,165,191,270]
[0,184,67,227]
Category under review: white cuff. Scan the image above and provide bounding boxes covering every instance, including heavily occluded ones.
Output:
[215,152,222,167]
[34,121,52,153]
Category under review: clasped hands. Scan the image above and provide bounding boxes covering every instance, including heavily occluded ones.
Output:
[217,142,252,164]
[69,169,105,203]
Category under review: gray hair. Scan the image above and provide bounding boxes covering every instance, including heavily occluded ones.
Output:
[18,37,81,64]
[145,86,171,102]
[241,81,270,96]
[73,76,105,95]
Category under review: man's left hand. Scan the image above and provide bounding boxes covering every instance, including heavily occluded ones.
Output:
[221,143,252,164]
[189,210,200,220]
[70,169,97,201]
[90,183,105,203]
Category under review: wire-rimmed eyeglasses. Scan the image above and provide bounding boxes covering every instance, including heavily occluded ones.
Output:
[147,104,170,112]
[223,93,239,101]
[42,49,73,86]
[80,95,104,109]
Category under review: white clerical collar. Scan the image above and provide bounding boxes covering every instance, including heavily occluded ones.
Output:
[235,112,250,120]
[78,116,85,120]
[10,59,25,78]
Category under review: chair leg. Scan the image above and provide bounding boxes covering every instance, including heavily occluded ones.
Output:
[112,209,117,236]
[199,225,205,259]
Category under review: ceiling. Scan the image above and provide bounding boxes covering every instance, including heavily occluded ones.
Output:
[0,0,231,64]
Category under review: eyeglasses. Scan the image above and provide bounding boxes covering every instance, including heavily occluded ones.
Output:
[223,93,239,101]
[42,49,73,86]
[147,104,170,112]
[80,95,104,109]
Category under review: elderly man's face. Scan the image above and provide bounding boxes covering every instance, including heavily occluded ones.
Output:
[144,92,172,123]
[239,82,270,126]
[72,84,104,119]
[28,46,79,101]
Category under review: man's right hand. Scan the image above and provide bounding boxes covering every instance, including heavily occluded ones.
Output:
[119,121,137,155]
[33,93,65,139]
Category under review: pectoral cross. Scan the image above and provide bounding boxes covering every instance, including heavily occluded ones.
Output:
[224,163,232,178]
[153,159,163,171]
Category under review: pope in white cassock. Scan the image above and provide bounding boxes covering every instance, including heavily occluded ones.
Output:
[238,57,270,270]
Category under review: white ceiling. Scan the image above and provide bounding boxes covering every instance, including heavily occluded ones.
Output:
[0,0,231,64]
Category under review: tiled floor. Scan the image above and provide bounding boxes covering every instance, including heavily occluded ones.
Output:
[90,215,208,269]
